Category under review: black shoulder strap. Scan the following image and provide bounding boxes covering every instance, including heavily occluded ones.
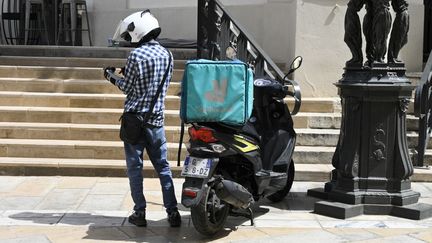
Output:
[177,121,184,167]
[142,48,172,124]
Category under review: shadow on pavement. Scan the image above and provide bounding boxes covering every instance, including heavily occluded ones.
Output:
[7,212,235,242]
[254,191,320,212]
[7,190,318,241]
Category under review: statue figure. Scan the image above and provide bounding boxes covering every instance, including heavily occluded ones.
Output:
[344,0,409,66]
[388,0,409,63]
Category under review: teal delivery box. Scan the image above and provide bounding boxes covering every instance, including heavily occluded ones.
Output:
[180,60,254,125]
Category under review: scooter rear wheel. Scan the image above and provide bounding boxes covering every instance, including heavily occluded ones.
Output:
[191,185,230,236]
[267,160,295,203]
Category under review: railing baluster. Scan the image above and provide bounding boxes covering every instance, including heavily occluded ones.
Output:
[414,51,432,167]
[197,0,302,115]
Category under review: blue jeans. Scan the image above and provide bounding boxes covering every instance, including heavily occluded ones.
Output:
[124,125,178,213]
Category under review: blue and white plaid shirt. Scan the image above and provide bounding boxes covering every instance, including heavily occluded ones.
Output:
[115,40,173,127]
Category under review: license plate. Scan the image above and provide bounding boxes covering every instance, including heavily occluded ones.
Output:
[181,156,213,178]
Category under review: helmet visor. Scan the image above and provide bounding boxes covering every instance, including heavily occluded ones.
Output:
[112,20,127,42]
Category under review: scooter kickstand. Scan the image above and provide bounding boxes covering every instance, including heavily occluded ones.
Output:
[247,207,254,226]
[229,207,254,226]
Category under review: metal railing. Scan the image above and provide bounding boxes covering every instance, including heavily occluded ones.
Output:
[197,0,302,115]
[414,51,432,167]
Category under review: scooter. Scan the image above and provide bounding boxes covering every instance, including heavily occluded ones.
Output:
[180,57,303,236]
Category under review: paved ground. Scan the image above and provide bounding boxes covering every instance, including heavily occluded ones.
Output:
[0,176,432,242]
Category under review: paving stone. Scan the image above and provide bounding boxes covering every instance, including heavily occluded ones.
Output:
[77,195,125,211]
[2,210,64,218]
[0,216,60,226]
[116,226,158,239]
[0,177,24,192]
[412,183,432,198]
[58,215,125,227]
[365,228,430,238]
[54,226,130,242]
[0,197,44,210]
[232,229,346,243]
[0,227,15,240]
[147,227,215,242]
[35,189,89,210]
[210,228,269,242]
[382,220,430,229]
[0,235,52,243]
[325,228,380,241]
[355,235,426,243]
[4,178,57,197]
[254,219,322,228]
[89,182,129,195]
[319,220,388,228]
[96,177,128,183]
[126,235,170,243]
[120,194,134,211]
[56,177,97,189]
[410,230,432,243]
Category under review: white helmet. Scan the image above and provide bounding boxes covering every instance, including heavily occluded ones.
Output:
[112,10,161,44]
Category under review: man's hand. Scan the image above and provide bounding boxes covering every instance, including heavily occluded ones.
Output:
[103,66,118,85]
[120,66,126,75]
[103,66,116,80]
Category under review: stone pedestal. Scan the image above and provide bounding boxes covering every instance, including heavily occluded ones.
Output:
[307,64,432,220]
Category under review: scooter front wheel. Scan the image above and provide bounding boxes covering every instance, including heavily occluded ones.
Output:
[267,160,295,203]
[191,185,230,236]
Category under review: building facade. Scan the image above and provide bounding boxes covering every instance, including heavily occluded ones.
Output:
[14,0,427,97]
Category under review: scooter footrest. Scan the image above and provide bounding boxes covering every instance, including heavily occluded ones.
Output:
[255,170,286,179]
[269,171,287,179]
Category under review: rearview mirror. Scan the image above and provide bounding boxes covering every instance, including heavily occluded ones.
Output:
[289,56,303,74]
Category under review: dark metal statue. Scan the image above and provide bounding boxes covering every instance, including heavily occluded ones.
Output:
[344,0,409,66]
[388,0,409,63]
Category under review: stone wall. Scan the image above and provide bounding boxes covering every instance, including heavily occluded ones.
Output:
[293,0,423,97]
[20,0,427,96]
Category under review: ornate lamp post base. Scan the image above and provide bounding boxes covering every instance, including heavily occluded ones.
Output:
[308,198,432,220]
[307,65,432,220]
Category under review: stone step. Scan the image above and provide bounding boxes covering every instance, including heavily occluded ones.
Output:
[0,78,421,115]
[0,66,184,81]
[296,129,429,149]
[0,138,429,166]
[0,106,340,128]
[0,157,331,180]
[0,45,196,59]
[0,78,182,95]
[0,138,341,164]
[0,92,339,113]
[0,106,420,130]
[407,72,422,86]
[0,91,180,110]
[0,56,186,69]
[0,106,424,130]
[0,123,429,150]
[0,157,431,182]
[0,122,183,143]
[0,139,331,164]
[0,139,186,161]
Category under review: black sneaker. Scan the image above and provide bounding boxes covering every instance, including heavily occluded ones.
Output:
[128,211,147,227]
[168,210,181,227]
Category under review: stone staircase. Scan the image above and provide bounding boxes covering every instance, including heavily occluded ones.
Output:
[0,46,430,182]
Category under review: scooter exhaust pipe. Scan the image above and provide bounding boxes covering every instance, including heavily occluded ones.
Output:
[214,179,254,209]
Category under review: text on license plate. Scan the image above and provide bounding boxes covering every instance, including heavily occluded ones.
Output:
[181,157,213,178]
